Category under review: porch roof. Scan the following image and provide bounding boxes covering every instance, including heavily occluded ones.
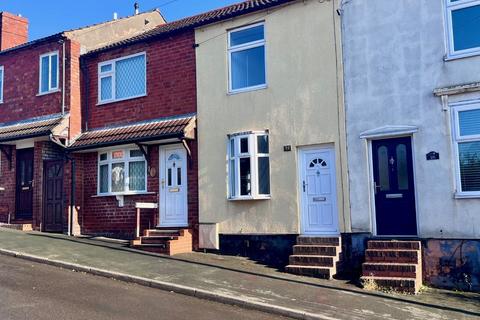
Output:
[68,114,196,151]
[0,114,68,143]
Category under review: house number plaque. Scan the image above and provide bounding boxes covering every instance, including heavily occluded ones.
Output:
[426,151,439,161]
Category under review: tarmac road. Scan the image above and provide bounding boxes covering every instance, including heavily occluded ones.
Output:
[0,255,289,320]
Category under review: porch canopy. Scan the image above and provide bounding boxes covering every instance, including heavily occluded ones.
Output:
[68,114,196,152]
[0,114,68,144]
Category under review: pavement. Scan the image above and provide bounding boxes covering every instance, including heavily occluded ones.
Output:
[0,255,286,320]
[0,228,478,320]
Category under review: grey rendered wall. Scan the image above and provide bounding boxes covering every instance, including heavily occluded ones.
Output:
[342,0,480,238]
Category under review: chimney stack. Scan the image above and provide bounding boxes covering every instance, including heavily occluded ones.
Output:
[0,12,28,51]
[134,2,140,15]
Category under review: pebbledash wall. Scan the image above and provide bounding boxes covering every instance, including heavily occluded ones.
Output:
[196,0,349,266]
[342,0,480,290]
[0,36,82,231]
[77,30,199,245]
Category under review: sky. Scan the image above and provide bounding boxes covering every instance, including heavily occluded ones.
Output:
[1,0,240,41]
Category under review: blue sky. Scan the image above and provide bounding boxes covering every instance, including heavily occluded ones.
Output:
[1,1,240,41]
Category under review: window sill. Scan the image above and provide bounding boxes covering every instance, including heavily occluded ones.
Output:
[37,89,60,97]
[228,195,271,201]
[444,51,480,62]
[228,84,267,95]
[454,192,480,199]
[97,93,147,106]
[93,191,155,198]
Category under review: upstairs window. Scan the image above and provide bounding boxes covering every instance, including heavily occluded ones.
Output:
[228,131,270,200]
[446,0,480,58]
[98,52,146,104]
[452,101,480,195]
[228,23,266,93]
[0,66,3,103]
[39,52,59,94]
[98,148,147,195]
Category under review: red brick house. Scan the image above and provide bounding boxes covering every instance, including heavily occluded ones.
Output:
[67,22,198,254]
[0,10,164,233]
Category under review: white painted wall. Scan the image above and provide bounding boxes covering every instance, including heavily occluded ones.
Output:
[342,0,480,238]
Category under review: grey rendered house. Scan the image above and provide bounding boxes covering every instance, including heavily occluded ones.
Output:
[341,0,480,291]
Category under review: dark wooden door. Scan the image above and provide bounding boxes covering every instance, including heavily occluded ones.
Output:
[15,148,34,220]
[43,160,64,232]
[372,137,417,236]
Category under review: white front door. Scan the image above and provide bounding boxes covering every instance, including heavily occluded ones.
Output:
[159,145,188,227]
[299,147,339,235]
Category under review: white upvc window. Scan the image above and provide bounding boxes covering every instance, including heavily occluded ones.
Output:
[228,22,267,93]
[0,66,4,103]
[98,52,146,104]
[39,51,59,94]
[98,148,147,195]
[445,0,480,59]
[228,131,270,200]
[452,101,480,196]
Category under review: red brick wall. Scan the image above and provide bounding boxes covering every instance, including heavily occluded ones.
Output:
[80,141,199,249]
[0,40,64,123]
[66,39,82,140]
[83,30,197,129]
[0,12,28,51]
[0,148,16,223]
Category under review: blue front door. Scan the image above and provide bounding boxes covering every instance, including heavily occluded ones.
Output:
[372,137,417,236]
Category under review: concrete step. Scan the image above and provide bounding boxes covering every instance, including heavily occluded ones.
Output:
[362,262,418,278]
[0,223,33,231]
[368,240,420,250]
[293,245,338,256]
[296,236,341,246]
[285,265,333,280]
[289,255,336,267]
[144,229,181,237]
[140,236,178,244]
[365,249,420,263]
[361,276,420,294]
[132,243,169,254]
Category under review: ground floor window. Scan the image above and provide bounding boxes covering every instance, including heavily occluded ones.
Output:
[452,102,480,194]
[98,148,147,195]
[228,131,270,200]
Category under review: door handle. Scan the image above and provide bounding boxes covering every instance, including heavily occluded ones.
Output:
[374,182,381,194]
[303,181,306,192]
[161,179,165,189]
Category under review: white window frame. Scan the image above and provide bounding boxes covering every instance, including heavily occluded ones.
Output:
[445,0,480,59]
[227,131,270,200]
[39,51,59,94]
[98,52,147,105]
[97,147,148,196]
[451,100,480,197]
[227,22,267,94]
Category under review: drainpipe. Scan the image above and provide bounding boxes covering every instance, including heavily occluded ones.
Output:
[65,153,76,236]
[60,39,66,115]
[80,57,89,131]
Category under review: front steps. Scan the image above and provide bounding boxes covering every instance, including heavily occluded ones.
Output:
[0,223,33,231]
[286,236,342,279]
[131,228,192,255]
[361,240,422,294]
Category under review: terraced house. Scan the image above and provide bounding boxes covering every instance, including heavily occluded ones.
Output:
[341,0,480,292]
[194,0,351,279]
[0,10,164,233]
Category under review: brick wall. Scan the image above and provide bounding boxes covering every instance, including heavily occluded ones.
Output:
[0,147,16,222]
[83,30,197,129]
[0,40,66,123]
[80,141,199,249]
[0,12,28,51]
